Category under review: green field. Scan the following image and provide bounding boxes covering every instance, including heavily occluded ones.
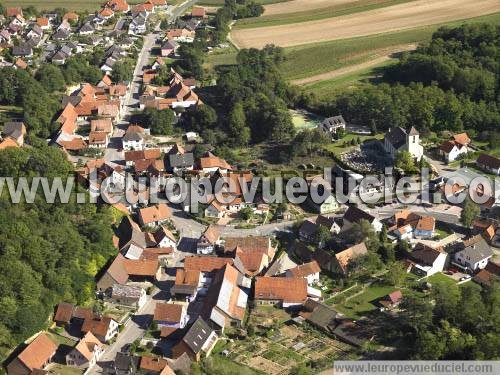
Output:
[334,283,397,319]
[281,12,500,81]
[234,0,415,29]
[301,60,396,97]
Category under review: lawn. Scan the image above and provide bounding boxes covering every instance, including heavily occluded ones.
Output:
[234,0,415,29]
[47,364,83,375]
[323,134,384,156]
[279,12,500,81]
[427,272,457,287]
[334,283,397,319]
[203,355,263,375]
[301,60,394,97]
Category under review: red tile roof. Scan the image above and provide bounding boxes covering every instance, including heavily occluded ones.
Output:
[16,333,57,371]
[254,277,307,303]
[154,303,184,322]
[287,261,321,278]
[184,256,233,273]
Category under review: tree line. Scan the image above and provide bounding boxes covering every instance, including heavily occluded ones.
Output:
[0,144,116,362]
[304,23,500,137]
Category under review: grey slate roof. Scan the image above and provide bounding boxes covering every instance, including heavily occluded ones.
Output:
[169,153,194,168]
[385,127,408,150]
[321,115,345,130]
[182,317,215,354]
[456,237,493,265]
[344,206,376,224]
[3,122,24,140]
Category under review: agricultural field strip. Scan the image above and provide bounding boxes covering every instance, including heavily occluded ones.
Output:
[234,0,417,29]
[231,0,500,48]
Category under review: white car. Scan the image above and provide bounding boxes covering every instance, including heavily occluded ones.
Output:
[459,275,472,281]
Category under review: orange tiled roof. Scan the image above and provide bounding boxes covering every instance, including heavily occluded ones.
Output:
[184,256,233,273]
[0,138,20,150]
[154,303,184,322]
[16,333,57,371]
[287,261,321,278]
[255,277,307,303]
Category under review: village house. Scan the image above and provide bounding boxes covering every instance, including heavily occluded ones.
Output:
[286,261,321,285]
[391,210,436,240]
[384,126,423,161]
[307,178,339,214]
[223,236,276,277]
[191,6,207,18]
[107,0,131,13]
[139,356,174,374]
[299,215,341,243]
[89,131,110,148]
[2,121,26,146]
[197,225,223,255]
[172,317,218,362]
[123,124,146,150]
[332,242,368,275]
[154,302,189,338]
[298,299,340,333]
[318,115,346,137]
[453,235,493,272]
[36,17,51,30]
[408,244,448,277]
[201,264,250,330]
[152,226,177,249]
[198,152,232,173]
[113,352,140,374]
[138,204,172,227]
[108,284,147,309]
[254,277,308,308]
[167,153,195,174]
[342,206,383,232]
[66,332,105,370]
[7,333,57,375]
[161,39,179,57]
[473,261,500,287]
[378,290,403,310]
[81,315,119,343]
[170,256,234,302]
[97,253,161,292]
[476,154,500,175]
[439,132,471,162]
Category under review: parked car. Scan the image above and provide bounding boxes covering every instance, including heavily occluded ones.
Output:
[459,275,472,281]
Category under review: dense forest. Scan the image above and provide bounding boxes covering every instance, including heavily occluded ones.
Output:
[397,281,500,359]
[184,45,296,148]
[0,145,116,361]
[311,23,500,137]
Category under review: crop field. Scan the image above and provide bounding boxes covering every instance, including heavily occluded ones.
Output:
[234,0,416,29]
[199,0,288,5]
[231,0,500,48]
[281,11,500,80]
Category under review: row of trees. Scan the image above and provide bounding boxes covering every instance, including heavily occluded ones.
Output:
[306,24,500,136]
[0,145,116,362]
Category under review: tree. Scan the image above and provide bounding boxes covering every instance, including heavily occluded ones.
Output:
[228,102,250,146]
[238,207,254,221]
[314,225,331,248]
[432,281,460,321]
[384,261,407,286]
[35,64,66,92]
[395,151,417,173]
[461,198,480,228]
[347,219,380,252]
[142,108,175,135]
[112,58,135,82]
